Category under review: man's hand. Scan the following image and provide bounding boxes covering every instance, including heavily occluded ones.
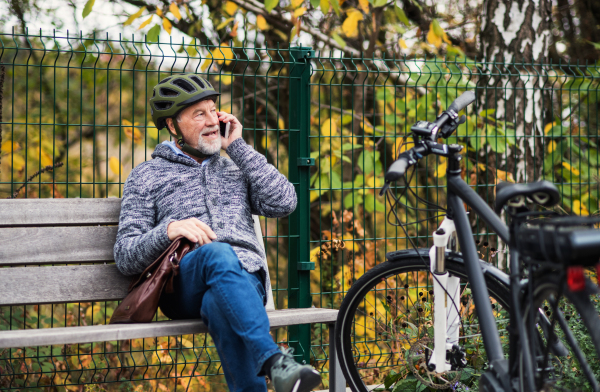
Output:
[167,218,217,245]
[218,111,243,150]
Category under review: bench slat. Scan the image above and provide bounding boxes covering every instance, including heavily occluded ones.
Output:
[0,264,130,305]
[0,226,118,266]
[0,198,121,227]
[0,308,339,348]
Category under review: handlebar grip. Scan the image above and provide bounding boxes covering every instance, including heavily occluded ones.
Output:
[385,157,409,182]
[448,91,476,113]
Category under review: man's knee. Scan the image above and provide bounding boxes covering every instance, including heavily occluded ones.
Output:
[199,242,240,271]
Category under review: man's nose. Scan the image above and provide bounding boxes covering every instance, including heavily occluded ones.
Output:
[206,111,218,126]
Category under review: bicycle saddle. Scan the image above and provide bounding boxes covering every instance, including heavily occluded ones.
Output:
[495,180,560,213]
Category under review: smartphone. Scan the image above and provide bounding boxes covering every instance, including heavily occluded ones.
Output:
[219,121,231,139]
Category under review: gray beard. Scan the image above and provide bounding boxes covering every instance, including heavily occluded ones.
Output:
[196,127,221,155]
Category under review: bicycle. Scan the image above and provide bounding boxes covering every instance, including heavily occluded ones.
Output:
[334,91,600,391]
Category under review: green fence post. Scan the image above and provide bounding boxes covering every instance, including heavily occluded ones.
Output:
[288,46,313,365]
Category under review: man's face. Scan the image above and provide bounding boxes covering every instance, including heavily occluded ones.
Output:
[172,99,221,155]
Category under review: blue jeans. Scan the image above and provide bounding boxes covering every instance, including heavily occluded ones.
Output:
[158,242,280,392]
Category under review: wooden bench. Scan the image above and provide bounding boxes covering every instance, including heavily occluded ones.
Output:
[0,198,343,391]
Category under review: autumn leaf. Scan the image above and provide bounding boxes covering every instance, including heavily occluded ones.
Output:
[291,0,304,7]
[124,6,146,26]
[219,74,234,85]
[1,140,20,153]
[426,25,442,47]
[82,0,95,18]
[573,200,590,216]
[162,17,173,34]
[293,7,307,17]
[342,9,363,38]
[562,161,580,176]
[230,21,239,37]
[210,44,235,65]
[216,17,234,30]
[109,157,123,176]
[321,119,338,136]
[169,2,182,20]
[256,15,270,30]
[156,7,163,16]
[496,169,515,183]
[278,118,285,130]
[138,15,154,30]
[435,158,447,178]
[548,140,556,153]
[224,1,238,15]
[123,119,142,143]
[398,38,407,49]
[358,0,369,13]
[544,122,556,134]
[265,0,279,12]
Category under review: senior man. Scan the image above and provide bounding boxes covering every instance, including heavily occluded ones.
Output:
[114,73,321,392]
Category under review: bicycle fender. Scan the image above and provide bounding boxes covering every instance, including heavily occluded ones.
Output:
[386,248,509,287]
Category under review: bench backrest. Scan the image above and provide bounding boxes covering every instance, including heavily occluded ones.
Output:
[0,198,274,309]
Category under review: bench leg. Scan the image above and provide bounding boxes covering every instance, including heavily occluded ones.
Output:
[328,323,346,392]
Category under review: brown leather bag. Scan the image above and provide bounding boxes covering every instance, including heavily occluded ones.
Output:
[109,236,194,324]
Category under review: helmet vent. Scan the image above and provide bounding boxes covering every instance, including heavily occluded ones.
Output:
[190,76,206,89]
[153,101,174,110]
[172,79,196,93]
[159,87,180,97]
[159,77,172,84]
[152,90,156,97]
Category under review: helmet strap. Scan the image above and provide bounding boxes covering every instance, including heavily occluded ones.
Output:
[172,120,212,159]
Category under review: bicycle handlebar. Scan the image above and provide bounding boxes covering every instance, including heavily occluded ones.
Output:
[448,91,476,113]
[385,154,410,182]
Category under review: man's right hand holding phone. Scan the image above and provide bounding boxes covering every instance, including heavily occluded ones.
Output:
[217,111,243,150]
[167,218,217,245]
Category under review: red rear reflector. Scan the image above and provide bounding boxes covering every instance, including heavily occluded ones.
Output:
[567,266,585,292]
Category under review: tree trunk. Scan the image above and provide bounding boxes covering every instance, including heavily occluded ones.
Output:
[479,0,552,183]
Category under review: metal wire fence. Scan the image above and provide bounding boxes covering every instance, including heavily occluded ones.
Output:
[0,29,598,390]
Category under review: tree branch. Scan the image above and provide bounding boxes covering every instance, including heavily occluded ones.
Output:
[230,0,360,56]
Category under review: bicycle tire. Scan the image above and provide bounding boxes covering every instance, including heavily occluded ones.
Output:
[521,274,600,391]
[335,254,511,392]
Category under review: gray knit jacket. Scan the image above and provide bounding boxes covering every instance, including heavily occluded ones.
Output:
[114,138,297,297]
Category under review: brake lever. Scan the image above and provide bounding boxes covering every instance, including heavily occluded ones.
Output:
[439,114,466,139]
[379,182,390,197]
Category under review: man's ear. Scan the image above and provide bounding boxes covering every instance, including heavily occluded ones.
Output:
[165,118,178,138]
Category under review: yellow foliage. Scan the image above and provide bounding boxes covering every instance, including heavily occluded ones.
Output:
[342,9,363,38]
[548,140,557,153]
[426,26,442,47]
[358,0,369,13]
[342,234,361,252]
[162,17,173,34]
[256,15,270,30]
[123,119,142,143]
[278,118,285,130]
[477,163,486,171]
[573,200,590,216]
[293,7,307,17]
[320,0,330,12]
[210,44,235,65]
[360,117,375,134]
[1,140,19,153]
[156,7,163,16]
[123,6,146,26]
[321,118,338,136]
[435,158,447,178]
[219,74,234,85]
[169,2,182,20]
[138,15,154,29]
[562,161,580,176]
[109,156,123,176]
[224,1,238,15]
[544,122,556,134]
[496,169,515,183]
[292,0,304,7]
[398,38,407,49]
[200,59,212,71]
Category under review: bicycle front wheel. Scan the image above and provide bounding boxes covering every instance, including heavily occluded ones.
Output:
[335,254,510,392]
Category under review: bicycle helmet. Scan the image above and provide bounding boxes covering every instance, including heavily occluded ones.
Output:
[150,73,221,158]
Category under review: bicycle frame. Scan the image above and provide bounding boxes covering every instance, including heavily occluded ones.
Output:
[426,154,510,378]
